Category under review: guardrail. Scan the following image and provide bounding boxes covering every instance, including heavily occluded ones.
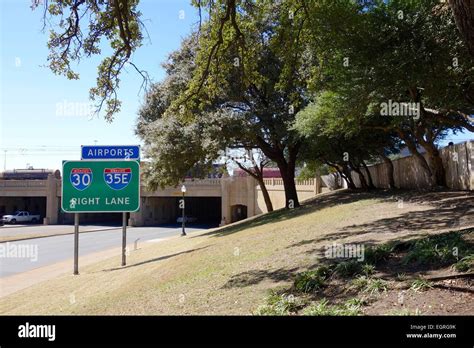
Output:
[0,180,47,187]
[183,178,221,185]
[261,178,317,187]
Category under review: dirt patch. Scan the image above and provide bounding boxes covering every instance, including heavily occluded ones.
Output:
[364,278,474,315]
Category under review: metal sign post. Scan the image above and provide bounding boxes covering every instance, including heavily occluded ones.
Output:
[62,159,140,273]
[74,213,79,275]
[122,212,127,266]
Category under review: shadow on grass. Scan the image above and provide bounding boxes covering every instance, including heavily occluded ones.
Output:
[193,189,395,239]
[285,190,473,253]
[222,267,299,289]
[222,228,473,291]
[102,246,210,272]
[195,189,473,241]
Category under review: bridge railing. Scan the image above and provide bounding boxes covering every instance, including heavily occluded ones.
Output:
[0,180,47,188]
[259,177,322,194]
[183,178,221,185]
[261,178,317,187]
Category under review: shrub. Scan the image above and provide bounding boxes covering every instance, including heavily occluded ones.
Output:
[351,275,369,290]
[396,273,408,281]
[402,232,472,266]
[303,298,363,316]
[254,291,304,315]
[351,276,388,295]
[453,255,474,272]
[294,265,333,292]
[364,278,388,295]
[364,244,393,265]
[361,263,376,276]
[410,278,434,292]
[387,308,422,316]
[333,260,363,278]
[294,270,326,293]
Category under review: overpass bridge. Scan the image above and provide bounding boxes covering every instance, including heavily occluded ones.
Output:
[0,175,323,226]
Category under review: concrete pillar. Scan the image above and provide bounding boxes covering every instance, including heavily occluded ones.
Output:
[220,178,230,226]
[45,174,59,224]
[314,177,321,195]
[246,176,256,217]
[130,197,146,226]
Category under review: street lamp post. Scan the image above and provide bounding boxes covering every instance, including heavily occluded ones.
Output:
[181,184,186,236]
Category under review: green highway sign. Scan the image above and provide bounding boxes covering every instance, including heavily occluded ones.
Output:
[62,160,140,213]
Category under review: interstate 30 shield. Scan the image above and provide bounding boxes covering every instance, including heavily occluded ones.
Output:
[104,168,132,190]
[70,168,93,191]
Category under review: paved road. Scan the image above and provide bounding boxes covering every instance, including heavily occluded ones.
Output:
[0,223,122,238]
[0,224,213,278]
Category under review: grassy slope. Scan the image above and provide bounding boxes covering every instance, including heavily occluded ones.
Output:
[0,189,472,315]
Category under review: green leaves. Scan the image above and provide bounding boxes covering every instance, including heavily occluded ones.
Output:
[37,0,144,120]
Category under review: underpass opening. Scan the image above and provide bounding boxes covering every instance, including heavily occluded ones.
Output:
[59,212,125,225]
[144,196,221,226]
[0,197,46,222]
[231,204,247,223]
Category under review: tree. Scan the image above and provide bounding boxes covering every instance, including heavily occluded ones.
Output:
[294,91,400,190]
[32,0,148,120]
[223,148,274,212]
[299,0,474,187]
[137,34,273,213]
[157,1,313,208]
[33,0,239,120]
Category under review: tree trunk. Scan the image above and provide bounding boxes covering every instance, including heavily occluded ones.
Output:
[349,161,368,189]
[233,160,274,212]
[420,143,447,187]
[325,161,350,189]
[379,153,396,189]
[398,132,435,187]
[448,0,474,58]
[277,161,300,208]
[255,138,300,209]
[257,177,274,212]
[412,125,447,187]
[362,161,376,189]
[342,165,357,189]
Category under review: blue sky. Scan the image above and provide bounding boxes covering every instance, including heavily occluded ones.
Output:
[0,0,199,170]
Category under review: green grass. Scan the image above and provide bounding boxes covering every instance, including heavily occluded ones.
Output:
[332,261,376,278]
[364,243,394,265]
[453,255,474,272]
[255,291,305,315]
[396,273,408,281]
[294,266,331,293]
[410,278,434,292]
[0,190,471,316]
[303,298,364,316]
[333,260,363,278]
[351,276,388,295]
[402,231,473,266]
[387,308,422,316]
[361,263,376,276]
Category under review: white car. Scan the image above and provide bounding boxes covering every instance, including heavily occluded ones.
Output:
[177,216,197,223]
[2,211,41,224]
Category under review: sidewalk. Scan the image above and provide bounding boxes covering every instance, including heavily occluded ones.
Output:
[0,224,122,243]
[0,246,125,298]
